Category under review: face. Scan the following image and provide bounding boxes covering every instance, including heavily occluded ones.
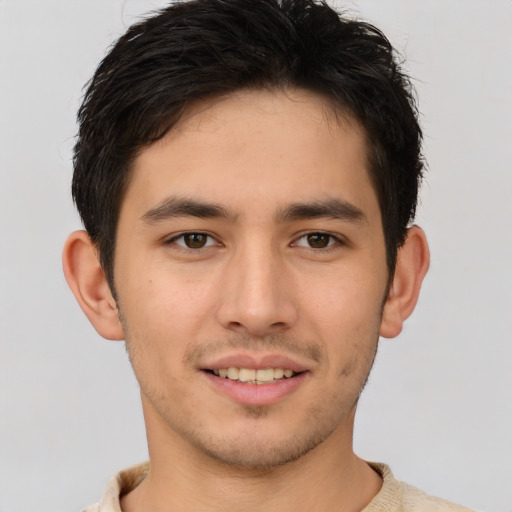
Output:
[114,89,390,467]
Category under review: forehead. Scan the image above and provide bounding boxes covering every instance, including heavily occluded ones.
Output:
[123,88,378,221]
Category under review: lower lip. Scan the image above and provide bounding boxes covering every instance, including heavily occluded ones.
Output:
[203,371,308,406]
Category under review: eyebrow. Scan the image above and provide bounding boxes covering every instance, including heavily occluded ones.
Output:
[276,198,367,224]
[141,196,236,223]
[140,196,367,225]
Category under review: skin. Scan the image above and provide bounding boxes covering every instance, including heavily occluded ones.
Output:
[63,88,429,512]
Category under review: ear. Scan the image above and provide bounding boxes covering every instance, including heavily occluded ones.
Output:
[379,226,430,338]
[62,230,124,340]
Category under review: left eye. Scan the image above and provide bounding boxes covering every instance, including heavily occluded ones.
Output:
[171,233,217,249]
[295,233,337,249]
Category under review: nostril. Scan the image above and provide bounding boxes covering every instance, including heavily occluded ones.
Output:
[217,294,298,336]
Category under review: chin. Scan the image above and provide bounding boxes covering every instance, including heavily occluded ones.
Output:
[184,411,341,469]
[196,435,324,469]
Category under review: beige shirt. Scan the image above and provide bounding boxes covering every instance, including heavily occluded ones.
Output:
[83,461,475,512]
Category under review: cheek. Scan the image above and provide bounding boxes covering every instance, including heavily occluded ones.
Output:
[121,293,196,408]
[118,253,215,326]
[118,264,227,389]
[125,285,204,345]
[298,267,384,372]
[300,266,385,329]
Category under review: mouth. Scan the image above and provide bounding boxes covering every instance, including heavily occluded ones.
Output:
[204,367,300,384]
[199,353,311,406]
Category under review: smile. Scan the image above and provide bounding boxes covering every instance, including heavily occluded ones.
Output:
[211,367,297,384]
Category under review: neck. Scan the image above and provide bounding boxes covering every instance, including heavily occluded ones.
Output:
[121,405,382,512]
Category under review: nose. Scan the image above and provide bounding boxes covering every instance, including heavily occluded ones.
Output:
[216,242,298,337]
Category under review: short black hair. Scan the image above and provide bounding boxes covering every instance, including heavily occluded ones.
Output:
[72,0,423,292]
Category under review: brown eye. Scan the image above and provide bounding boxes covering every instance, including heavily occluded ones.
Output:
[306,233,331,248]
[183,233,209,248]
[167,232,218,251]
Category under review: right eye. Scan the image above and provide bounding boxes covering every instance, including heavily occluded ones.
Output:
[167,232,217,249]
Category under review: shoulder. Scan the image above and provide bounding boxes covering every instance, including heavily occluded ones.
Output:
[397,480,476,512]
[365,463,476,512]
[81,462,149,512]
[82,505,99,512]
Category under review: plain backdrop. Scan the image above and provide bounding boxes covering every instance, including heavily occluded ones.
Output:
[0,1,511,511]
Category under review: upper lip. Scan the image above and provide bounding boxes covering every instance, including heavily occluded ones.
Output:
[200,353,311,373]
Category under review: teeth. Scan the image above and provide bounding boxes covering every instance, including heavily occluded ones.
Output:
[256,369,274,382]
[227,367,239,380]
[274,368,284,379]
[212,367,297,383]
[239,368,256,382]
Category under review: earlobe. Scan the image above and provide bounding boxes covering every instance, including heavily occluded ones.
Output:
[379,226,430,339]
[62,230,124,341]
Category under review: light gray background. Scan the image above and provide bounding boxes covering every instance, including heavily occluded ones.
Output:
[0,1,511,511]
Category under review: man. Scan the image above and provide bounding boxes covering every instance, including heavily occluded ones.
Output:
[62,0,473,510]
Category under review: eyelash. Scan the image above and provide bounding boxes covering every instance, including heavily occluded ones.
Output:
[165,232,218,250]
[292,232,345,253]
[165,231,344,251]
